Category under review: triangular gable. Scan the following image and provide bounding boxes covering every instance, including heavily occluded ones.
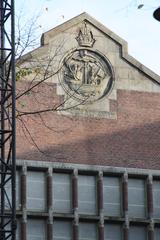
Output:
[17,12,160,119]
[40,12,160,84]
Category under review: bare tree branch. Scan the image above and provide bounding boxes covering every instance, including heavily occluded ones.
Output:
[15,9,92,154]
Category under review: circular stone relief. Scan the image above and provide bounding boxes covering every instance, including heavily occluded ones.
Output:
[59,48,114,103]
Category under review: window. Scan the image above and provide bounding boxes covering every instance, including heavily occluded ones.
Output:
[53,220,72,240]
[79,222,97,240]
[4,219,20,240]
[15,219,20,240]
[155,227,160,240]
[27,171,46,211]
[5,171,20,210]
[128,179,146,218]
[53,173,72,213]
[78,175,96,214]
[153,180,160,218]
[104,223,122,240]
[11,162,160,240]
[103,176,121,216]
[129,226,146,240]
[27,219,46,240]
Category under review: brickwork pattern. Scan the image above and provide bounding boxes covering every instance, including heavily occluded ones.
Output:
[16,82,160,170]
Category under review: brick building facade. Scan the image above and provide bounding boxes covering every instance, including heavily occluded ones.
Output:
[14,13,160,240]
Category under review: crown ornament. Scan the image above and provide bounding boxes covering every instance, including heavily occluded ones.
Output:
[76,21,96,47]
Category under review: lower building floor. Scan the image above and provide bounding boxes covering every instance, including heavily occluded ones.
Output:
[6,160,160,239]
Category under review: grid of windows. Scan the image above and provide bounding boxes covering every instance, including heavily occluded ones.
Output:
[9,162,160,239]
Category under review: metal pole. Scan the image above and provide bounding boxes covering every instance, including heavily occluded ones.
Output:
[11,0,16,238]
[0,1,5,238]
[0,0,16,239]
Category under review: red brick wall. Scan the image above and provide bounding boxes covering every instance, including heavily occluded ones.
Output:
[16,82,160,170]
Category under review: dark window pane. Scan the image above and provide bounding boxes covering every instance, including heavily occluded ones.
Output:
[129,226,146,240]
[153,181,160,218]
[78,175,96,214]
[155,228,160,240]
[79,222,97,240]
[105,224,122,240]
[53,173,71,213]
[4,219,20,240]
[103,177,121,216]
[27,219,46,240]
[128,179,146,218]
[27,171,46,211]
[5,171,20,210]
[53,220,72,240]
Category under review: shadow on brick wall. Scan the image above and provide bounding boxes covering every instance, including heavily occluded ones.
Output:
[17,120,160,170]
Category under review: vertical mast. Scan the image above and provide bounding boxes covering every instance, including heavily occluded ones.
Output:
[0,0,16,239]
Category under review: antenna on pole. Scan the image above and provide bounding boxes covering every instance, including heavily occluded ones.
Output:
[0,0,16,239]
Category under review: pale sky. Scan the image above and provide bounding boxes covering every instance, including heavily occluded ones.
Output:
[15,0,160,75]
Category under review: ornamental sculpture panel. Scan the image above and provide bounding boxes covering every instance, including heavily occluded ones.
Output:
[59,22,114,103]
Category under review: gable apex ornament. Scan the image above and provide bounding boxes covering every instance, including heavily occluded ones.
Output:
[76,21,95,47]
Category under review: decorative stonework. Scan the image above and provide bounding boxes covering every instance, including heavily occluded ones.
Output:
[59,49,114,103]
[59,22,114,103]
[76,21,95,47]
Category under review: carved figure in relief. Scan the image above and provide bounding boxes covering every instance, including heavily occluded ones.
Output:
[59,22,114,102]
[64,50,106,87]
